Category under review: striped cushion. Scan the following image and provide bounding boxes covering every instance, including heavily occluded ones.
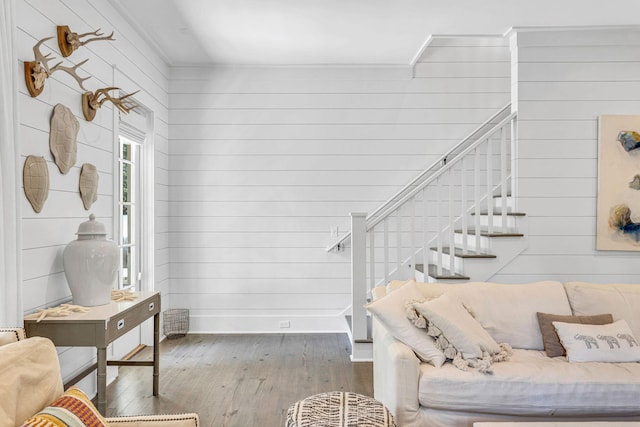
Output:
[286,391,395,427]
[20,387,108,427]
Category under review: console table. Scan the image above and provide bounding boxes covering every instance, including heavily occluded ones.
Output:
[24,291,161,414]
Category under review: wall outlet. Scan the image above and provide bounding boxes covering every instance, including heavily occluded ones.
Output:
[330,226,339,238]
[279,320,290,329]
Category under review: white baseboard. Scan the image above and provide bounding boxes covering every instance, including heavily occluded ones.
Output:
[188,314,350,334]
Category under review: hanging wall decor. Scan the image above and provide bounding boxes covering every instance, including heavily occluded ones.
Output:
[82,87,139,121]
[79,163,99,210]
[24,37,91,97]
[49,104,79,174]
[57,26,115,57]
[596,115,640,250]
[23,156,50,213]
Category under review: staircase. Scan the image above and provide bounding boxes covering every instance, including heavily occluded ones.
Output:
[327,104,528,361]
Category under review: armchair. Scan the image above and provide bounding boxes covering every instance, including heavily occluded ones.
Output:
[0,328,199,427]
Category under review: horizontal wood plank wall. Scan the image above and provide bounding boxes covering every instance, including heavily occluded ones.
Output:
[493,28,640,283]
[168,37,510,333]
[16,0,168,386]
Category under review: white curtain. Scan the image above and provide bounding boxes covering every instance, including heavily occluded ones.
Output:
[0,0,22,326]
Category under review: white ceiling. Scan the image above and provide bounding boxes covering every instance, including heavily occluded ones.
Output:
[112,0,640,66]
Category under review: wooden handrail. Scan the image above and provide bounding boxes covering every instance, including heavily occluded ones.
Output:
[364,111,517,232]
[326,103,513,252]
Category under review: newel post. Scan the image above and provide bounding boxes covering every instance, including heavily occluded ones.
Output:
[350,212,368,344]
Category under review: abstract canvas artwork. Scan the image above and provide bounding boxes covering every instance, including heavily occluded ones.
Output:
[597,115,640,250]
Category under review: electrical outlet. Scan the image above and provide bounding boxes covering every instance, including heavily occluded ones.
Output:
[279,320,290,329]
[330,226,339,238]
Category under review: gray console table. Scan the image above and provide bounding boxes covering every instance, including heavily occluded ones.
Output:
[24,291,161,414]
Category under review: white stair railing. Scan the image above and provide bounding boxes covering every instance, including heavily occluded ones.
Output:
[327,104,513,252]
[347,109,517,347]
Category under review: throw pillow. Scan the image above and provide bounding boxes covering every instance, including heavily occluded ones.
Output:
[412,294,511,373]
[365,279,445,366]
[552,319,640,363]
[537,312,614,357]
[20,387,108,427]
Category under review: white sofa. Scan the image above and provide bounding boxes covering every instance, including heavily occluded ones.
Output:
[0,328,199,427]
[371,281,640,427]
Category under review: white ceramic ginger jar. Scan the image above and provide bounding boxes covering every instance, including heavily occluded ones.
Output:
[63,214,118,306]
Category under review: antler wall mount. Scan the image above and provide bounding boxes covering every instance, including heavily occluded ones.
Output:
[82,87,139,121]
[24,37,91,97]
[57,26,115,57]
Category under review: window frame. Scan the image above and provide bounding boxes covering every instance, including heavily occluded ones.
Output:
[114,94,155,293]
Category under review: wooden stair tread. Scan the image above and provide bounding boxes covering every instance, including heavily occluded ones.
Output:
[456,229,524,237]
[471,211,526,216]
[430,247,496,258]
[416,264,470,280]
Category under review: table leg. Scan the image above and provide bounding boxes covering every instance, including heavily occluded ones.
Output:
[97,347,107,414]
[153,312,159,396]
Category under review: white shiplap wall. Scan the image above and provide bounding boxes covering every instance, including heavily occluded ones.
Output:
[168,37,510,333]
[16,0,169,386]
[495,28,640,282]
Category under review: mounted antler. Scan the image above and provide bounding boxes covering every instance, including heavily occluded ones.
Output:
[82,87,139,121]
[57,25,115,57]
[24,36,91,97]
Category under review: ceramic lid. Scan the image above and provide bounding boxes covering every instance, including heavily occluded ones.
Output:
[76,214,107,235]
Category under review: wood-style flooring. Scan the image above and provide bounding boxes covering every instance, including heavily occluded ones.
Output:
[105,333,373,426]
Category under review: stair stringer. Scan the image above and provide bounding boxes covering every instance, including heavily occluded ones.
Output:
[460,225,529,282]
[414,214,529,283]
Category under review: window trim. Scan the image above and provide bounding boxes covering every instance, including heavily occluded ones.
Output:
[113,94,155,293]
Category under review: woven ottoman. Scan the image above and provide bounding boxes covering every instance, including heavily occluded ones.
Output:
[286,391,396,427]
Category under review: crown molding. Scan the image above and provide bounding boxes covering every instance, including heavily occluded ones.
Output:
[504,24,640,37]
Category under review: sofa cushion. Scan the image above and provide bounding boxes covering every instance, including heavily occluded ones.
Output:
[553,319,640,363]
[564,282,640,340]
[537,312,614,357]
[20,386,108,427]
[447,281,571,350]
[0,337,64,426]
[418,348,640,416]
[366,279,445,366]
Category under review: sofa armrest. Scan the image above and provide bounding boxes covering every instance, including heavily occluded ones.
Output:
[0,327,26,346]
[372,317,422,427]
[106,413,199,427]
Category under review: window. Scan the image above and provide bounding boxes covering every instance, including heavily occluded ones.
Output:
[115,90,154,293]
[117,132,142,289]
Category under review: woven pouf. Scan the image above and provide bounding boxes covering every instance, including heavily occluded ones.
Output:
[286,391,396,427]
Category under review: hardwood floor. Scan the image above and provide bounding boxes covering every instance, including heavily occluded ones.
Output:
[105,333,373,426]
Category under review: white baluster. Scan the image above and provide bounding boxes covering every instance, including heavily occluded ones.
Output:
[474,148,481,250]
[448,169,455,273]
[396,208,402,277]
[410,198,415,278]
[510,116,518,211]
[486,137,494,234]
[500,124,508,231]
[460,157,468,254]
[436,178,443,277]
[422,188,429,280]
[369,227,375,290]
[383,218,389,283]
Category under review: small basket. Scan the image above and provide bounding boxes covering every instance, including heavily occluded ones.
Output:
[163,309,189,338]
